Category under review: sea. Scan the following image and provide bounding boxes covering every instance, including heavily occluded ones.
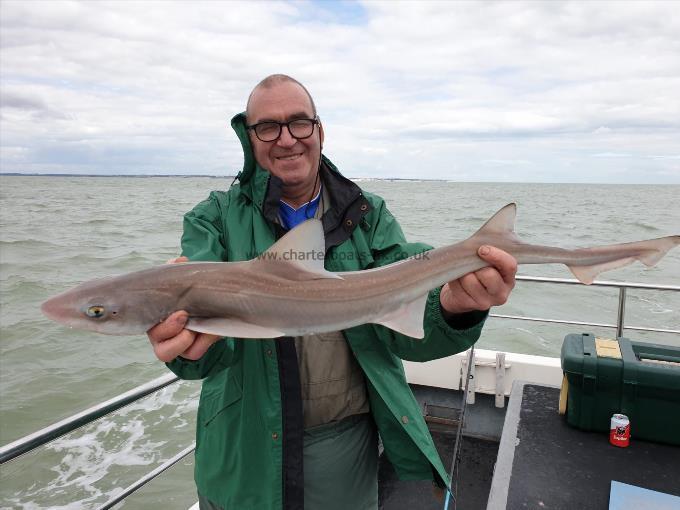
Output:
[1,176,679,509]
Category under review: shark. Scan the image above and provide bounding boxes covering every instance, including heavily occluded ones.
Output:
[41,203,679,339]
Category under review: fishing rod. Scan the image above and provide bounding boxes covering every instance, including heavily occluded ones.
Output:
[444,345,475,510]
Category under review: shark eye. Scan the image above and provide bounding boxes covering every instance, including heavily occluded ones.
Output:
[86,305,106,319]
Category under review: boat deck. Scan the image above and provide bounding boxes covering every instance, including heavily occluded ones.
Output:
[488,383,680,509]
[379,433,498,510]
[378,385,506,510]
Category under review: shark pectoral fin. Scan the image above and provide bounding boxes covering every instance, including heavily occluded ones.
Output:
[568,258,635,285]
[186,317,285,339]
[374,293,428,339]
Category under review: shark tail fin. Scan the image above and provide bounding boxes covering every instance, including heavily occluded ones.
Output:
[567,235,680,285]
[635,236,680,266]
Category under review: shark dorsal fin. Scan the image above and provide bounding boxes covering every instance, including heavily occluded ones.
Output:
[474,203,517,235]
[258,219,341,280]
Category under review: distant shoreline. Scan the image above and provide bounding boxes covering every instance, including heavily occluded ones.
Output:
[1,173,676,185]
[0,173,447,182]
[0,172,232,178]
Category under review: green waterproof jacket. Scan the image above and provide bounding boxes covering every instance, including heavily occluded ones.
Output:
[166,113,486,510]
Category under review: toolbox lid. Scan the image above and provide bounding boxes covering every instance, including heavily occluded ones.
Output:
[561,333,680,389]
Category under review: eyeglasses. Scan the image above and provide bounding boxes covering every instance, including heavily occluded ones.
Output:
[247,117,319,142]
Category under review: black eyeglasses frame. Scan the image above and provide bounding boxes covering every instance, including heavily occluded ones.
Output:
[246,117,320,142]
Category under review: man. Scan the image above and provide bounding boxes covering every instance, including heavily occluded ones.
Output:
[148,75,516,510]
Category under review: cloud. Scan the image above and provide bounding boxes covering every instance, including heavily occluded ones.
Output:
[0,0,679,183]
[592,153,631,158]
[1,90,71,121]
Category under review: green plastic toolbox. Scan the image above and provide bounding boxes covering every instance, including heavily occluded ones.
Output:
[560,333,680,445]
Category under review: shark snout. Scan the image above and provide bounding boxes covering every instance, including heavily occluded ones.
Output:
[41,295,75,326]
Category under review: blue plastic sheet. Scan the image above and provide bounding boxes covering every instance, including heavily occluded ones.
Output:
[609,481,680,510]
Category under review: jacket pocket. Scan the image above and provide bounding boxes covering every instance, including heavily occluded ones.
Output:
[200,373,243,427]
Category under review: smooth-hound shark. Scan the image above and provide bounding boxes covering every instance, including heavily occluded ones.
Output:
[41,203,679,338]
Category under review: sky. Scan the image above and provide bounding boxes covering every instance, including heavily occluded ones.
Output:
[1,0,679,183]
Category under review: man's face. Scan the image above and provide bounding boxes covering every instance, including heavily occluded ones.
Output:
[247,81,324,189]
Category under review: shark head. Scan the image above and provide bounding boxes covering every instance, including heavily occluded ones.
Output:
[41,272,172,335]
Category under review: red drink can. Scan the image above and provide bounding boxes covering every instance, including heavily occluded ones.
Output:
[610,414,630,447]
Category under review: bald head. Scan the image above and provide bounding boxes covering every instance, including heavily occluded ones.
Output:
[244,75,325,206]
[246,74,317,122]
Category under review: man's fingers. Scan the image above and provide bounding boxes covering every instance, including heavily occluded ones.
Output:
[147,310,188,342]
[459,273,492,310]
[475,266,504,296]
[441,247,517,314]
[166,256,189,264]
[153,329,197,362]
[477,246,517,285]
[181,333,221,360]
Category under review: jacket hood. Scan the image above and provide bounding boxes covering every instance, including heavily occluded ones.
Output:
[230,112,253,177]
[230,111,339,208]
[230,112,269,205]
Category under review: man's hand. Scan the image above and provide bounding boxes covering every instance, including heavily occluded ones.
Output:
[147,256,221,362]
[440,245,517,315]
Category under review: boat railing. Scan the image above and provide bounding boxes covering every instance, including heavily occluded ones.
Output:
[490,276,680,337]
[1,275,678,509]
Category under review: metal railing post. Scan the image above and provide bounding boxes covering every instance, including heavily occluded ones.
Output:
[616,287,627,338]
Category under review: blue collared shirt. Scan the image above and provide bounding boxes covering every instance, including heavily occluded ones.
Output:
[279,187,322,230]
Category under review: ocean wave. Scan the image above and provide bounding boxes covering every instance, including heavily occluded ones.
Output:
[629,221,660,233]
[2,382,197,509]
[0,278,53,307]
[75,218,112,226]
[0,238,62,250]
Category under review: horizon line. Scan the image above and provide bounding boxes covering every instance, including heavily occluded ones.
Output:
[1,172,678,186]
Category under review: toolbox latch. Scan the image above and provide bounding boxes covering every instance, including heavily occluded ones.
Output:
[581,334,598,429]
